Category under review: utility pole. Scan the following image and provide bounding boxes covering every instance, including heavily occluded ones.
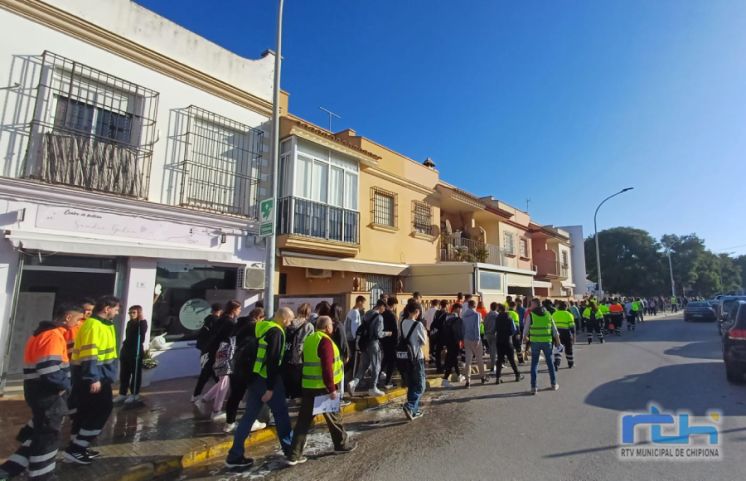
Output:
[262,0,284,317]
[667,248,675,297]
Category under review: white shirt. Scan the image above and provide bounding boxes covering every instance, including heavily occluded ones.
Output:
[423,307,438,330]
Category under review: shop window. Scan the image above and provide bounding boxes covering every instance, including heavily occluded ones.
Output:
[479,270,502,291]
[151,263,237,341]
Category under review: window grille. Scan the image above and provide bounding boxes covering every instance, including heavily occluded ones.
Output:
[180,106,263,218]
[503,232,515,254]
[371,187,397,228]
[27,51,159,198]
[520,238,528,257]
[412,201,433,235]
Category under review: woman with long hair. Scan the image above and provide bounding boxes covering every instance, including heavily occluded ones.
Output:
[114,305,148,404]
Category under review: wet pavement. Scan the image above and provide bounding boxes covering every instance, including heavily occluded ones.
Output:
[178,313,746,481]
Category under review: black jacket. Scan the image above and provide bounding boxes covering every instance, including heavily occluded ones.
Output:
[494,312,516,345]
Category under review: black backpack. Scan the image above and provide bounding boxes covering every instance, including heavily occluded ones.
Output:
[356,311,376,348]
[284,323,308,366]
[395,321,419,373]
[230,326,267,379]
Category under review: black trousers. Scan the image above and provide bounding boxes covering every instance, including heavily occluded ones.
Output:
[627,313,637,330]
[442,343,461,379]
[226,374,271,425]
[381,347,397,384]
[556,329,574,368]
[289,388,348,458]
[495,343,519,380]
[193,356,216,397]
[68,381,113,453]
[586,318,604,342]
[282,364,303,399]
[119,355,143,396]
[1,392,67,479]
[432,338,444,372]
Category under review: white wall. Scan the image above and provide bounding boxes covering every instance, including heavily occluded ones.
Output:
[560,225,589,295]
[0,7,272,206]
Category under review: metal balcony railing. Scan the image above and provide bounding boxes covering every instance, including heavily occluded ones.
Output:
[440,234,504,265]
[536,261,570,278]
[278,196,359,245]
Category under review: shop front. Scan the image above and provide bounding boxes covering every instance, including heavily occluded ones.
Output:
[0,193,265,390]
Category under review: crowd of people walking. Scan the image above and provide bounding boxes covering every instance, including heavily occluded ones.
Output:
[1,289,677,479]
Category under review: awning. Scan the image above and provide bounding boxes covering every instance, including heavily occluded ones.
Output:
[533,280,552,288]
[506,273,534,288]
[6,231,233,262]
[561,281,576,288]
[282,253,408,276]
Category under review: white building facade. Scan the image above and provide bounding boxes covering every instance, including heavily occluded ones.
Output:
[559,225,590,297]
[0,0,275,388]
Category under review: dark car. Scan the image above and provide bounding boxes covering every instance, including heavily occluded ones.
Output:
[722,301,746,383]
[718,296,746,335]
[683,301,716,322]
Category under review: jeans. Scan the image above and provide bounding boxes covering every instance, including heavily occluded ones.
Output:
[405,359,426,413]
[227,376,292,461]
[530,342,556,389]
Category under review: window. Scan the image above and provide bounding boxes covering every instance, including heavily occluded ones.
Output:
[412,201,433,235]
[372,188,397,227]
[290,140,359,210]
[519,238,528,257]
[503,232,515,254]
[561,251,569,267]
[479,271,502,291]
[181,106,263,217]
[344,172,358,210]
[32,51,158,199]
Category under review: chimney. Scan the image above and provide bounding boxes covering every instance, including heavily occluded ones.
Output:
[423,157,436,169]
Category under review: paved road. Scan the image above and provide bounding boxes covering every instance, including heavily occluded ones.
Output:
[182,314,746,481]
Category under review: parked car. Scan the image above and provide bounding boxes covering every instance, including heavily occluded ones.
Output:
[717,296,746,335]
[722,300,746,383]
[683,301,717,322]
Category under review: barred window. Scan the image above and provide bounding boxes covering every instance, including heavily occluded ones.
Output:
[371,188,396,227]
[412,201,433,235]
[503,232,515,254]
[181,106,263,218]
[519,238,528,257]
[561,250,569,267]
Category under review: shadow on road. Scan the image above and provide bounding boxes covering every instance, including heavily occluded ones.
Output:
[585,362,746,416]
[664,340,723,360]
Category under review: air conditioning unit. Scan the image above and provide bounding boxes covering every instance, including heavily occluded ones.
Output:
[237,263,265,290]
[306,268,332,279]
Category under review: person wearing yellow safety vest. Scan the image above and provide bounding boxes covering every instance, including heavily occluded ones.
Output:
[225,307,295,471]
[599,301,611,333]
[583,302,605,344]
[629,298,642,331]
[552,302,576,370]
[522,298,559,395]
[507,301,524,364]
[285,316,357,466]
[63,296,120,465]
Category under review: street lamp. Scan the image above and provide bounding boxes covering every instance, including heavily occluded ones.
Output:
[262,0,285,317]
[667,247,675,297]
[593,187,634,294]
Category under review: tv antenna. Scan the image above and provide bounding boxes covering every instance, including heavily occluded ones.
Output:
[319,107,341,131]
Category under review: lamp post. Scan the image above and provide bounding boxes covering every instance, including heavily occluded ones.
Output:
[593,187,634,294]
[667,248,675,297]
[262,0,284,317]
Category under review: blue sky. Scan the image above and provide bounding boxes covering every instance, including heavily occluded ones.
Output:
[137,0,746,255]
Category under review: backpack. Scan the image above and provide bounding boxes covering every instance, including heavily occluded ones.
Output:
[395,321,419,373]
[195,315,214,352]
[213,336,236,377]
[230,324,266,379]
[284,323,309,366]
[356,311,375,348]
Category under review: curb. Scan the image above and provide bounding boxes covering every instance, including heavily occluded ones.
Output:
[115,378,441,481]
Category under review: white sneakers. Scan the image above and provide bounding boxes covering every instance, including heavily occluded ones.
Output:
[251,421,267,432]
[113,394,127,404]
[224,422,237,433]
[124,394,140,404]
[458,375,466,383]
[347,379,359,393]
[211,411,227,422]
[369,387,385,397]
[191,395,202,403]
[552,384,559,391]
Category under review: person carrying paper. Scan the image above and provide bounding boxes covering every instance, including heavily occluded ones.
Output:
[285,316,358,466]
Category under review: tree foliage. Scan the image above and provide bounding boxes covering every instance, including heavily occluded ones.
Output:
[584,228,742,297]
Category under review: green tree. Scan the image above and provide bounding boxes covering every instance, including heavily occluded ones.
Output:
[584,227,666,295]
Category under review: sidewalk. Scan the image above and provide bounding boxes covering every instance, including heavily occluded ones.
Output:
[0,373,441,481]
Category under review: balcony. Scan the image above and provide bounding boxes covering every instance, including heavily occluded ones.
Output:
[536,261,569,279]
[440,233,516,266]
[278,196,360,248]
[37,132,150,198]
